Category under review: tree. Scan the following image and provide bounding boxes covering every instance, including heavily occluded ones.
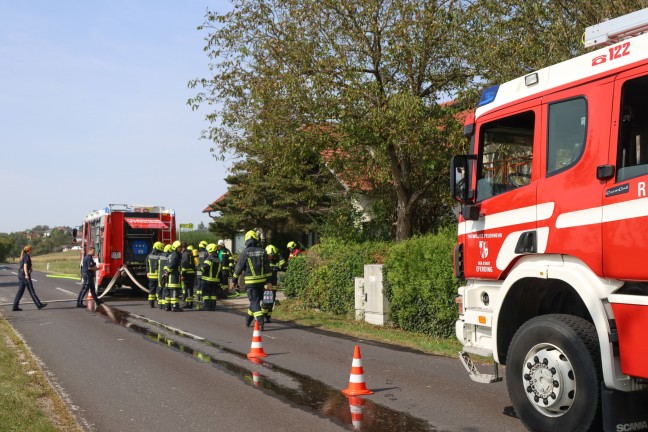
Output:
[189,0,469,241]
[0,235,13,263]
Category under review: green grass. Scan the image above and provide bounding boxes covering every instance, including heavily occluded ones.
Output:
[30,251,81,278]
[272,298,464,358]
[0,316,80,432]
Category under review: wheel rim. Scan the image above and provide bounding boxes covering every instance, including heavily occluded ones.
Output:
[522,343,576,417]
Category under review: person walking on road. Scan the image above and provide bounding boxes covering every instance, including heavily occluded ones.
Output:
[13,245,47,311]
[233,230,271,329]
[262,244,285,323]
[76,247,102,308]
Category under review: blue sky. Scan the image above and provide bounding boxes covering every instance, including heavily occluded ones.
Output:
[0,1,233,233]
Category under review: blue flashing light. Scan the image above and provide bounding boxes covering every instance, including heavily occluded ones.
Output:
[478,85,500,107]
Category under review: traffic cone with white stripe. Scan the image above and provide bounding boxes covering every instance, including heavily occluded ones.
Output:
[342,346,373,396]
[247,320,268,358]
[347,396,366,431]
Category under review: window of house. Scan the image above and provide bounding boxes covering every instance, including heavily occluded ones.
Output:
[547,98,587,176]
[477,111,535,202]
[616,75,648,182]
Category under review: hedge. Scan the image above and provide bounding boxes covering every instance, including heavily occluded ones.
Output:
[283,229,460,338]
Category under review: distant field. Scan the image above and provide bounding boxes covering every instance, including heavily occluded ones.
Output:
[30,251,80,276]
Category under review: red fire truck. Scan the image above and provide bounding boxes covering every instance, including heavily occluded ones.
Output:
[450,9,648,432]
[79,204,176,290]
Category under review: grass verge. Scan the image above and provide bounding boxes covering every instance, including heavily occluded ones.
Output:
[272,298,464,358]
[29,251,80,279]
[0,314,80,432]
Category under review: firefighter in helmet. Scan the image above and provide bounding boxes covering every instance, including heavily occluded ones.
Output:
[216,239,232,299]
[195,240,208,306]
[262,244,286,323]
[163,240,183,312]
[157,244,173,309]
[199,243,221,311]
[287,241,303,261]
[146,241,164,308]
[233,230,271,329]
[181,243,196,309]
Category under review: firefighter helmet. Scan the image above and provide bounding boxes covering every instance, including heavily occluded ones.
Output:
[206,243,217,253]
[265,245,278,256]
[217,239,225,246]
[186,245,194,251]
[172,240,182,250]
[153,241,164,251]
[199,240,208,249]
[245,230,258,241]
[287,241,297,250]
[164,244,172,253]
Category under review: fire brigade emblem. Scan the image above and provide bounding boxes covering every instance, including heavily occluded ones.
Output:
[479,241,489,259]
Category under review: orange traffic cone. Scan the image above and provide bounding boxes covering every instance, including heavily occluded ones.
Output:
[348,396,366,431]
[86,291,94,311]
[247,320,268,358]
[342,346,373,396]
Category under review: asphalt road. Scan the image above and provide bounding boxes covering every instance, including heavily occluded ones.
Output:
[0,264,527,432]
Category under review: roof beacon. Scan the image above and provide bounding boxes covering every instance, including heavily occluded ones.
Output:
[584,7,648,48]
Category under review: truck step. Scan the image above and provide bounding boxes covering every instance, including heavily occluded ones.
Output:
[459,351,503,384]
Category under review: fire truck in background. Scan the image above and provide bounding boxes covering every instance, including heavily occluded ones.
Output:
[450,9,648,432]
[79,204,176,290]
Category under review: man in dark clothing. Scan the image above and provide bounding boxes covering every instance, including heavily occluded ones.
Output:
[199,243,221,311]
[216,239,232,299]
[146,241,164,308]
[233,230,271,329]
[164,240,183,312]
[77,247,103,307]
[181,243,196,309]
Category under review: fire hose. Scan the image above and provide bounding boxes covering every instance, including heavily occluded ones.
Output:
[97,265,149,299]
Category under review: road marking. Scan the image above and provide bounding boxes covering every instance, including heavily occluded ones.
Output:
[56,287,77,296]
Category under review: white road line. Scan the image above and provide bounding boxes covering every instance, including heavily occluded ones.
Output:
[56,287,77,296]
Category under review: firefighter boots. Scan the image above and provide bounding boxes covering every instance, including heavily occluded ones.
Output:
[246,315,254,327]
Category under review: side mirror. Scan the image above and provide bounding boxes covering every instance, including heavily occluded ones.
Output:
[450,155,476,204]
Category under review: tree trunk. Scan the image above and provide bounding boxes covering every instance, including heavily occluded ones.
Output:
[395,198,413,242]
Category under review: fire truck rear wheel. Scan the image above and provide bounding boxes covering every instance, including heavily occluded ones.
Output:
[506,314,602,432]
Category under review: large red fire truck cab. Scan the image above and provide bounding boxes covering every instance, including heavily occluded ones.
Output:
[450,9,648,432]
[80,204,176,290]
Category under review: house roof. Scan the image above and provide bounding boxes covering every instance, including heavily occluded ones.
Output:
[203,191,229,213]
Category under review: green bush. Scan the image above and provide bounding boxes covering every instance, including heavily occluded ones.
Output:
[384,228,459,337]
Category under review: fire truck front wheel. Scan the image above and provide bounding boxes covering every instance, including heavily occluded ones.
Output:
[506,314,602,432]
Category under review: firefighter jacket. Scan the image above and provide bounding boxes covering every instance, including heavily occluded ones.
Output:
[146,250,162,279]
[165,250,182,289]
[158,253,170,286]
[181,249,196,275]
[200,252,221,283]
[218,247,233,273]
[267,253,286,285]
[233,239,270,288]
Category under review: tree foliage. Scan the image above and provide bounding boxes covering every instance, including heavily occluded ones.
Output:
[189,0,470,241]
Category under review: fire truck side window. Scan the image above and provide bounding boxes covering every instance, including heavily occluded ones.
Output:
[616,75,648,182]
[547,98,587,176]
[476,111,534,202]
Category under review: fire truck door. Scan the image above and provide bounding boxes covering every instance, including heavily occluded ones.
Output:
[463,104,541,280]
[603,68,648,280]
[538,84,610,276]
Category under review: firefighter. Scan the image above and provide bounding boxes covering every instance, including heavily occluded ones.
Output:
[233,230,271,329]
[216,239,232,299]
[199,243,221,311]
[146,241,164,308]
[76,247,102,308]
[158,244,172,309]
[181,243,196,309]
[195,240,208,306]
[287,241,303,261]
[163,240,183,312]
[262,244,286,323]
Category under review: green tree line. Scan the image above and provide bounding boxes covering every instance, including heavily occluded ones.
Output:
[0,227,76,262]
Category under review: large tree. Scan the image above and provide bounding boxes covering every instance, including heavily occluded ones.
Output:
[189,0,469,241]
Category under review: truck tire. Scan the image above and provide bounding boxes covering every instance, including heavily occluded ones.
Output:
[506,314,602,432]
